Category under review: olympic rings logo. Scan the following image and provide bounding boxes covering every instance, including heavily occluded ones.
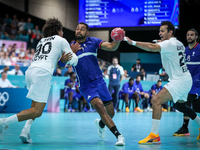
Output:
[0,92,9,106]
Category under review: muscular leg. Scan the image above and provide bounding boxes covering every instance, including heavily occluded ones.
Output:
[124,93,129,108]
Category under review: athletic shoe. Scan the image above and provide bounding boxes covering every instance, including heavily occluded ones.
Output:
[68,107,75,112]
[95,118,106,139]
[147,107,153,112]
[134,107,143,112]
[197,128,200,140]
[115,135,125,146]
[126,107,130,113]
[83,107,89,112]
[162,108,167,112]
[19,127,32,143]
[138,132,161,144]
[173,126,190,136]
[0,118,8,142]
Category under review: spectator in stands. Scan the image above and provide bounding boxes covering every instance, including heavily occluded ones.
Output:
[64,72,82,112]
[10,51,18,65]
[7,45,12,54]
[131,58,143,72]
[16,43,25,57]
[32,25,42,49]
[29,48,35,60]
[64,65,73,77]
[1,31,10,40]
[100,61,106,71]
[3,14,12,27]
[11,14,18,35]
[159,66,169,81]
[134,75,150,112]
[2,52,11,66]
[107,57,124,111]
[103,69,109,79]
[19,29,29,42]
[10,64,24,75]
[140,68,146,81]
[24,18,34,31]
[1,43,7,52]
[98,60,101,66]
[0,72,18,88]
[0,52,4,65]
[15,30,21,40]
[149,79,167,112]
[53,68,62,76]
[18,18,26,32]
[119,78,139,112]
[0,66,10,74]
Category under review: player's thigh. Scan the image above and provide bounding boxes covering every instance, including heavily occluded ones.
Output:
[98,82,112,102]
[153,87,173,105]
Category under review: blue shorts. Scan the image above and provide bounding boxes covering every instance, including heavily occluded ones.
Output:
[118,91,133,100]
[64,92,82,101]
[79,80,112,103]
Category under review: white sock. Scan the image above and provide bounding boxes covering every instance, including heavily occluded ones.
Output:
[3,114,18,127]
[194,116,200,127]
[151,119,160,135]
[24,119,33,130]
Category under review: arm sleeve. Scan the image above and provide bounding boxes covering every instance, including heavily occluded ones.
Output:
[61,38,78,66]
[91,37,104,51]
[119,66,124,75]
[107,66,111,75]
[158,41,170,54]
[122,83,129,94]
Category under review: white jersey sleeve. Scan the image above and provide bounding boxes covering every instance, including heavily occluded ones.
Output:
[60,38,78,66]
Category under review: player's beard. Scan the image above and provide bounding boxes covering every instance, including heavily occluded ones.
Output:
[187,39,195,44]
[75,34,86,40]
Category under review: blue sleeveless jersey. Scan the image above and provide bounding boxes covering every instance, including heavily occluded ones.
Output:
[185,43,200,94]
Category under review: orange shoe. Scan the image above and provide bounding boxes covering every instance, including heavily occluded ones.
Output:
[125,107,130,113]
[197,128,200,141]
[134,107,143,112]
[138,132,161,144]
[162,108,167,112]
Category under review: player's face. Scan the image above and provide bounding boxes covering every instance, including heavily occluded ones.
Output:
[129,80,134,86]
[58,30,63,37]
[112,58,118,66]
[187,31,197,44]
[136,76,141,82]
[159,25,172,41]
[75,24,88,40]
[157,82,162,87]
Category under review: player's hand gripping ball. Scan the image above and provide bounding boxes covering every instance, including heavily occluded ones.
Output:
[111,28,125,42]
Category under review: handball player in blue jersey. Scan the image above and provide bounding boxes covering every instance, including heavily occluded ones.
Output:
[173,29,200,137]
[70,22,125,146]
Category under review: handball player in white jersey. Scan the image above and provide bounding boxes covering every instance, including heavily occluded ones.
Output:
[124,21,200,144]
[0,18,79,143]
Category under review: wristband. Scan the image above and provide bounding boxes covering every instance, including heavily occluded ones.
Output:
[132,40,136,46]
[58,60,66,67]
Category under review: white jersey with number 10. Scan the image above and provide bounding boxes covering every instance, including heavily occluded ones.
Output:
[30,35,78,75]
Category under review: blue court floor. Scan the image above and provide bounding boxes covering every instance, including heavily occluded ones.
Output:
[0,112,200,150]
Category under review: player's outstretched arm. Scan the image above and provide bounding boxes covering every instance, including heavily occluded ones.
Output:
[124,37,161,52]
[101,41,121,51]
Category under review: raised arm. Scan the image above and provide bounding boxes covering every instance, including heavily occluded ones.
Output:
[124,37,161,52]
[100,41,121,51]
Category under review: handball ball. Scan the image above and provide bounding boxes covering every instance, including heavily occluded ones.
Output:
[111,28,125,42]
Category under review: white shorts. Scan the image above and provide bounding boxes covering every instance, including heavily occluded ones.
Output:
[164,76,192,103]
[25,67,52,103]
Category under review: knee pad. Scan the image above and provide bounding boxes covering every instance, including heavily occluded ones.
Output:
[103,100,112,106]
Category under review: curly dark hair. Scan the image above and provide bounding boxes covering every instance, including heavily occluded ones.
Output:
[42,18,63,38]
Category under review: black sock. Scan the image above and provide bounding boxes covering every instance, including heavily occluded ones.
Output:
[126,102,128,107]
[136,103,138,107]
[110,125,121,138]
[68,103,71,108]
[182,118,189,129]
[99,120,105,128]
